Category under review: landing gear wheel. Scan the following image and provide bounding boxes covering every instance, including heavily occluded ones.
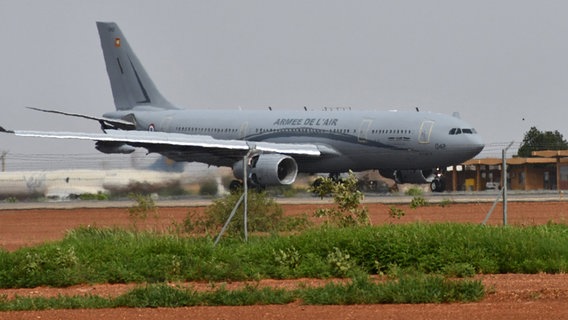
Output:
[430,179,445,192]
[312,177,324,189]
[229,180,243,193]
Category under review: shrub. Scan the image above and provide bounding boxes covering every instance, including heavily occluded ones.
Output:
[204,191,284,235]
[309,171,370,227]
[410,196,428,209]
[199,180,218,196]
[405,187,423,197]
[128,193,157,228]
[327,247,354,277]
[439,199,454,207]
[79,192,109,201]
[388,206,406,219]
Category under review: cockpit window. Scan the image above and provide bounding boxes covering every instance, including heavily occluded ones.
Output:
[449,128,477,135]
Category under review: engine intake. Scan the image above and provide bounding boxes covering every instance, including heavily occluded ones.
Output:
[233,154,298,187]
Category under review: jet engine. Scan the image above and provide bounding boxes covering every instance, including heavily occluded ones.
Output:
[379,169,436,184]
[233,154,298,187]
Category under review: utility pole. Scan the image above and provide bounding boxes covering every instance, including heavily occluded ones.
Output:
[0,151,7,172]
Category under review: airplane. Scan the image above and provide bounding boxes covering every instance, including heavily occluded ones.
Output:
[1,22,484,192]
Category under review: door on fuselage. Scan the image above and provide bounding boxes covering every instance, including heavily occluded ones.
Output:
[418,120,434,144]
[358,119,373,143]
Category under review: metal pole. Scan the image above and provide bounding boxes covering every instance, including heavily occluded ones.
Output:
[243,155,248,242]
[502,148,507,225]
[214,150,252,246]
[214,193,245,246]
[482,141,513,226]
[482,187,504,225]
[503,141,514,226]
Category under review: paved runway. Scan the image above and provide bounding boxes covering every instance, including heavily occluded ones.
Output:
[0,190,566,210]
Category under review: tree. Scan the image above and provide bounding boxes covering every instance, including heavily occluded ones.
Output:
[517,126,568,157]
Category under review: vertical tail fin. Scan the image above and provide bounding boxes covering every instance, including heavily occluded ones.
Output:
[96,22,177,111]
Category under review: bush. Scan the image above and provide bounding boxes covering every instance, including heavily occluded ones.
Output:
[203,191,284,235]
[309,171,370,227]
[78,192,109,201]
[405,187,423,197]
[388,206,406,219]
[128,193,157,228]
[199,180,218,196]
[410,196,429,209]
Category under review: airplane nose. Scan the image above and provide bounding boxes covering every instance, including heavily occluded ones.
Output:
[469,136,485,157]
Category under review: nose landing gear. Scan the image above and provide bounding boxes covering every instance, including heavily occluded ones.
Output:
[430,177,445,192]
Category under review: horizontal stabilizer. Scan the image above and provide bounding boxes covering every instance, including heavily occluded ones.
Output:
[27,107,136,130]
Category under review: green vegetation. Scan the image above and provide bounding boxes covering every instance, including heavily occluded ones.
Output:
[309,171,370,227]
[107,181,189,199]
[1,174,566,310]
[403,187,430,209]
[198,179,218,196]
[405,186,424,197]
[127,193,157,229]
[409,196,429,208]
[300,273,483,304]
[388,206,406,219]
[78,192,109,201]
[4,196,17,203]
[1,223,568,289]
[438,198,455,207]
[517,126,568,157]
[183,191,311,236]
[0,275,484,311]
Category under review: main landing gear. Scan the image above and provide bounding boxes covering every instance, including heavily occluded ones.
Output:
[229,180,243,193]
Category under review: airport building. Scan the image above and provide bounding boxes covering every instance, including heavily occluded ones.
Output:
[448,150,568,192]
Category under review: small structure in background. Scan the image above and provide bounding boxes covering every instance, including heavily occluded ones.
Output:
[449,150,568,192]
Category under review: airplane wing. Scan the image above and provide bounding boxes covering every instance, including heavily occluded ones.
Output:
[0,128,337,167]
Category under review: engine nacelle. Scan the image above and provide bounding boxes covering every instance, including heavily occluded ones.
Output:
[379,169,436,184]
[95,141,136,154]
[233,154,298,187]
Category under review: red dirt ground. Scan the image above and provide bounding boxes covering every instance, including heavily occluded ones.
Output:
[1,201,568,319]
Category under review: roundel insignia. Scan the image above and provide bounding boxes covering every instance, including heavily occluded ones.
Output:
[148,124,155,131]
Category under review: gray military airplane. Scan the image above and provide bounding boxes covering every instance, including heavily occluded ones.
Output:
[2,22,484,192]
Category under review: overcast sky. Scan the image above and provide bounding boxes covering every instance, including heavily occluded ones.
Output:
[1,0,567,168]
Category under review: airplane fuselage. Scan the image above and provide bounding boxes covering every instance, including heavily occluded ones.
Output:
[104,108,484,173]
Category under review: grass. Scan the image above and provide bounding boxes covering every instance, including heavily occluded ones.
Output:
[0,275,484,311]
[1,223,568,289]
[4,221,567,309]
